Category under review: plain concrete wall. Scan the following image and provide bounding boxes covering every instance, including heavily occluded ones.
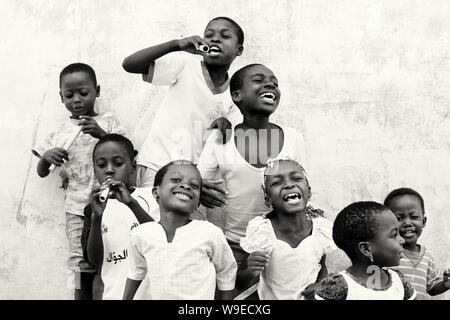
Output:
[1,0,450,299]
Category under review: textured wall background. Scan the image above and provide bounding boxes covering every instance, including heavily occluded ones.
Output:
[1,0,450,299]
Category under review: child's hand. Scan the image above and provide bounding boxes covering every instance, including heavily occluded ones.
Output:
[176,36,209,56]
[247,251,269,277]
[443,269,450,288]
[200,179,227,208]
[105,179,134,206]
[42,148,69,167]
[301,282,319,300]
[208,117,232,144]
[79,116,107,139]
[90,187,107,218]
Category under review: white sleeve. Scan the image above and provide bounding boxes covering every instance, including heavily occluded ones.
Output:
[211,228,237,291]
[127,231,148,281]
[142,52,188,86]
[197,130,221,180]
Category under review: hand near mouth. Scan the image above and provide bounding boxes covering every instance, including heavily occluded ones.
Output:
[176,35,209,56]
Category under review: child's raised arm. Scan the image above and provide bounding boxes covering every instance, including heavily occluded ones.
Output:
[122,36,209,75]
[86,187,107,267]
[106,179,153,224]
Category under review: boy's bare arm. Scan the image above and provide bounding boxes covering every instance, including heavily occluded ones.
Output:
[87,188,107,268]
[122,278,142,300]
[216,289,234,300]
[122,36,208,75]
[428,269,450,296]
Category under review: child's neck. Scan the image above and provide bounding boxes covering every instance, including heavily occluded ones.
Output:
[403,241,420,252]
[241,113,271,130]
[272,211,311,248]
[204,62,230,88]
[158,209,191,243]
[273,210,310,235]
[347,261,390,289]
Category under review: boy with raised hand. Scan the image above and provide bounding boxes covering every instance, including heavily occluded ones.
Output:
[122,17,244,209]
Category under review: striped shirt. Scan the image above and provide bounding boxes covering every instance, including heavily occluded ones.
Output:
[394,245,441,299]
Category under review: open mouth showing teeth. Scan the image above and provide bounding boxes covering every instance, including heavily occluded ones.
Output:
[259,92,276,102]
[282,193,301,204]
[174,192,191,200]
[209,45,221,57]
[402,231,416,238]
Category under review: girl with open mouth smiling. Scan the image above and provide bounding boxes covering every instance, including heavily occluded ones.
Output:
[239,157,336,300]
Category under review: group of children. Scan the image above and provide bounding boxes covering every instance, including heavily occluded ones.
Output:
[32,16,450,300]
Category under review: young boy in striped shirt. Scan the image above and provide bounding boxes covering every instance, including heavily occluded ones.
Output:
[384,188,450,299]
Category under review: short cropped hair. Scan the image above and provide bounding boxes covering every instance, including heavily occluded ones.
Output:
[208,17,244,45]
[383,187,425,214]
[153,160,202,189]
[230,63,264,95]
[333,201,388,261]
[92,134,136,163]
[60,62,97,88]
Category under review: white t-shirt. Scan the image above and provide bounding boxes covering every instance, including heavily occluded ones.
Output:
[127,220,237,300]
[197,126,307,243]
[256,217,336,300]
[32,111,128,216]
[138,52,240,170]
[100,187,159,300]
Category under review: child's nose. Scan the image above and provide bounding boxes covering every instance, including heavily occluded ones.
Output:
[73,93,82,102]
[105,164,115,174]
[264,81,276,89]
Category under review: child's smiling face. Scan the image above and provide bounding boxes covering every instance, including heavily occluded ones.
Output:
[156,164,202,215]
[387,194,426,247]
[264,160,310,215]
[93,141,134,186]
[203,19,243,66]
[60,71,99,118]
[369,210,404,267]
[233,65,281,116]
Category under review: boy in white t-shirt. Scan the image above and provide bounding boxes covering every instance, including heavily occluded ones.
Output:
[81,134,157,299]
[122,160,237,300]
[197,64,307,298]
[122,17,244,195]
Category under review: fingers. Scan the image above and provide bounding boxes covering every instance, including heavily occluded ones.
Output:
[200,195,225,208]
[190,36,209,56]
[202,179,227,194]
[200,189,226,208]
[54,149,69,160]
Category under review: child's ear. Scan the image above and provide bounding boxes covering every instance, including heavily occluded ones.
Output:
[358,241,373,261]
[152,187,160,203]
[231,90,241,104]
[96,85,100,97]
[130,159,137,174]
[236,45,244,57]
[59,91,64,103]
[422,215,427,228]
